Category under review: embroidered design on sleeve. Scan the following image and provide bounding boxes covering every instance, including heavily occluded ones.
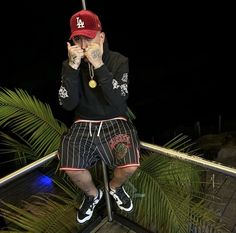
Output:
[121,73,128,82]
[120,84,128,96]
[112,79,119,89]
[112,73,128,96]
[59,86,69,99]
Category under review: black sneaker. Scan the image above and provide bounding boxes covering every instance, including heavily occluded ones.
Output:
[109,186,133,212]
[76,189,103,224]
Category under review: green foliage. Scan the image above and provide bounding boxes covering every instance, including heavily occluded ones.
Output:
[123,152,228,233]
[0,194,81,232]
[0,88,67,166]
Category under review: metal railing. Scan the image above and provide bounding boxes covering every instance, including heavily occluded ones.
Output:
[0,151,57,188]
[140,141,236,177]
[1,141,236,188]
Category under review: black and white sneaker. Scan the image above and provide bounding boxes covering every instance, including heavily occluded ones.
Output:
[109,186,133,212]
[76,189,103,224]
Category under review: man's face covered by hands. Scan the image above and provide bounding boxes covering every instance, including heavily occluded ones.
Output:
[67,32,105,69]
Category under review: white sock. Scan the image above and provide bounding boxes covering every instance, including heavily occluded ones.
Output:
[110,186,116,192]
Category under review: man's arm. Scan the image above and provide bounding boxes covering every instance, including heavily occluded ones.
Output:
[95,59,129,108]
[58,61,80,111]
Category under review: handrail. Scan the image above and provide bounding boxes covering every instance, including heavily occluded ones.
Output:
[0,151,57,187]
[1,141,236,187]
[141,141,236,178]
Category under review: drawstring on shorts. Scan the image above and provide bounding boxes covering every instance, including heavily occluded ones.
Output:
[88,121,103,137]
[97,122,103,137]
[75,117,127,138]
[89,122,92,137]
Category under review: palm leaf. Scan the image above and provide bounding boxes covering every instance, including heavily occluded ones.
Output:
[0,193,81,233]
[52,174,82,200]
[119,139,229,233]
[0,88,67,159]
[127,106,136,120]
[0,131,36,167]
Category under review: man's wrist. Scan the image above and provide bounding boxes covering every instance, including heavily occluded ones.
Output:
[93,62,104,70]
[68,62,79,70]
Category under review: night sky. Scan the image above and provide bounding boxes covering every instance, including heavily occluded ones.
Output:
[1,0,235,143]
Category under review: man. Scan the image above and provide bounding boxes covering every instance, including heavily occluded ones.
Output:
[58,9,140,224]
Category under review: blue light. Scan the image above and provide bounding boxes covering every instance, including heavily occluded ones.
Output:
[31,173,55,192]
[36,175,53,186]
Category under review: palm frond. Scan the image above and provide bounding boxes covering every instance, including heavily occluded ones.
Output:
[120,139,229,233]
[0,88,67,158]
[0,194,81,233]
[163,133,200,155]
[0,131,36,167]
[127,106,136,120]
[52,174,82,200]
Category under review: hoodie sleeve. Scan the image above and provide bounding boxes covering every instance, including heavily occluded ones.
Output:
[95,58,129,108]
[58,61,80,111]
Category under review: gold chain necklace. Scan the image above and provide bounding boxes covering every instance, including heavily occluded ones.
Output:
[88,63,97,88]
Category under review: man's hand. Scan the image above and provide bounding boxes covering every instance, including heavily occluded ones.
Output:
[67,42,84,69]
[84,42,104,69]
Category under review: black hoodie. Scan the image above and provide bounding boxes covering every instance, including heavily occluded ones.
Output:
[58,39,129,120]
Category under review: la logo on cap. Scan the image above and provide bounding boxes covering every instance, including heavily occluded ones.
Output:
[76,17,85,28]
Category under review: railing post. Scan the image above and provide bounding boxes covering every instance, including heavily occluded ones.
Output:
[81,0,86,10]
[101,160,113,221]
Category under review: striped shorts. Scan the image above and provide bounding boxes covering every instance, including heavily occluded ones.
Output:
[58,117,140,170]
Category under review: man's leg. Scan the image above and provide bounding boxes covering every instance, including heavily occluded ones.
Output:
[109,166,138,190]
[66,170,98,197]
[66,170,103,224]
[109,166,138,212]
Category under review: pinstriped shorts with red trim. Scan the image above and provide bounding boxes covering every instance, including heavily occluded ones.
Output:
[58,118,140,170]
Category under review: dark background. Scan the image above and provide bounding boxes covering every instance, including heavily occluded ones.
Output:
[1,0,235,143]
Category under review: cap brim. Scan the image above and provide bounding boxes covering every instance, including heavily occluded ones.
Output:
[69,30,98,40]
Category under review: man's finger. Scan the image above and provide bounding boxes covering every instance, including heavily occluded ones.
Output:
[67,42,71,48]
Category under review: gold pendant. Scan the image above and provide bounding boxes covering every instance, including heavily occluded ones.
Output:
[89,79,97,88]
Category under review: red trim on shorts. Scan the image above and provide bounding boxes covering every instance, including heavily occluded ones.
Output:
[59,168,86,171]
[117,164,140,168]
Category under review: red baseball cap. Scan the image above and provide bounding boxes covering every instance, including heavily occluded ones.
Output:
[69,10,102,40]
